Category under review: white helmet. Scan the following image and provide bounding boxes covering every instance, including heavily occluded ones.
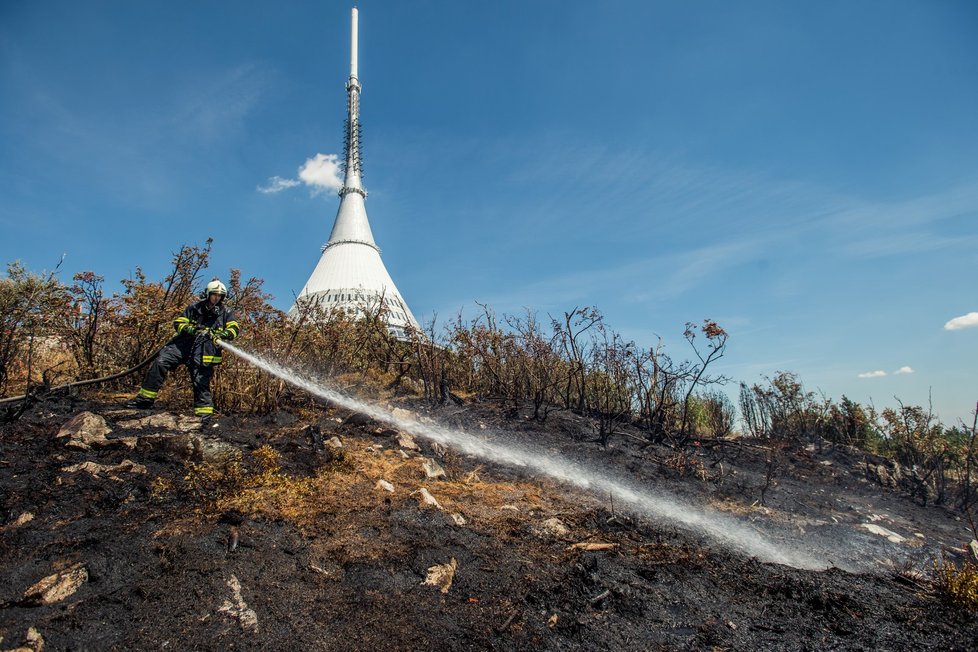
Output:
[204,279,227,299]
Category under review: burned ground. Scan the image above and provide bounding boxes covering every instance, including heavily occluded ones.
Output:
[1,395,976,651]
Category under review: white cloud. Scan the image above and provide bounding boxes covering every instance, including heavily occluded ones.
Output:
[298,153,343,194]
[893,366,914,375]
[257,176,300,194]
[256,153,344,196]
[945,312,978,331]
[857,370,887,379]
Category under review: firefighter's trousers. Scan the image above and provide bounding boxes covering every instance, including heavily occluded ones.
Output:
[137,338,215,416]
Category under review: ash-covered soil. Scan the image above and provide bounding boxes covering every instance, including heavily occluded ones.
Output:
[1,394,976,651]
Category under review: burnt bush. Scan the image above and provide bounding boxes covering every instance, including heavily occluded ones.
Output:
[2,245,976,509]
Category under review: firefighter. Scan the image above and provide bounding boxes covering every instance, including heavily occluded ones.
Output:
[126,279,240,421]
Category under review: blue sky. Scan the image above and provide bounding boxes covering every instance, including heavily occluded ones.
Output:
[1,1,976,423]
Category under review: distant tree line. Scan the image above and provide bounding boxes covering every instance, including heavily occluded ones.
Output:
[1,246,976,512]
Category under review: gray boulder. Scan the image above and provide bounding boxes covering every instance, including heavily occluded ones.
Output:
[56,412,112,450]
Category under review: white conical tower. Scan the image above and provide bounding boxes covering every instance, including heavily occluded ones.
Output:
[292,7,421,338]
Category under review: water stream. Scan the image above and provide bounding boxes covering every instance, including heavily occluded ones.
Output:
[219,341,829,570]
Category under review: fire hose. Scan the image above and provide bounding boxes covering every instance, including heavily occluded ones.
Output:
[0,322,239,408]
[0,346,164,407]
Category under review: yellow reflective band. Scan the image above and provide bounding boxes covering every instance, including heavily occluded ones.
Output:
[225,321,240,329]
[194,406,214,415]
[202,355,223,364]
[138,388,159,399]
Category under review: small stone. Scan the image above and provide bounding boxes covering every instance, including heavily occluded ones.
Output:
[422,558,457,594]
[25,626,44,652]
[325,436,343,449]
[9,512,34,529]
[451,513,467,526]
[969,540,978,563]
[117,413,200,432]
[397,434,420,451]
[422,458,446,480]
[415,488,442,509]
[118,413,175,430]
[22,563,88,606]
[61,460,147,481]
[860,523,906,544]
[57,412,111,450]
[376,480,395,493]
[537,517,570,538]
[218,574,259,633]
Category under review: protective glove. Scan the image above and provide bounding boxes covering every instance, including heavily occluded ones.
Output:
[211,328,229,342]
[184,323,199,336]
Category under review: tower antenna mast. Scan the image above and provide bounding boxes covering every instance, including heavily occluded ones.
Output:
[342,7,364,195]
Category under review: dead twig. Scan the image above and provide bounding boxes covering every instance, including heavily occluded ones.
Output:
[497,610,520,632]
[589,589,610,605]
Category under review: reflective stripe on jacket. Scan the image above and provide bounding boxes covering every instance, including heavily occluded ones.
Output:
[171,300,240,367]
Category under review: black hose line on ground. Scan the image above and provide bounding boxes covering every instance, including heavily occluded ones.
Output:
[0,347,163,407]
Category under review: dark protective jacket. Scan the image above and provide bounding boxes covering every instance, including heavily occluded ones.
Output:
[172,300,240,366]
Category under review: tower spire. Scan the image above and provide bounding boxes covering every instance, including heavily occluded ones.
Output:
[342,7,364,196]
[291,7,421,340]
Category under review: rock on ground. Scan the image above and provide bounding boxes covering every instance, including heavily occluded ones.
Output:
[60,460,147,481]
[422,458,446,480]
[21,564,87,606]
[217,575,258,633]
[56,412,111,450]
[422,558,457,594]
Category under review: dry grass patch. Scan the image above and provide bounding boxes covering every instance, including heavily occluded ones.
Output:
[933,553,978,612]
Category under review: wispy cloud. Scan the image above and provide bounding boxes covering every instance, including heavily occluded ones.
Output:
[839,232,972,258]
[2,55,274,208]
[858,366,913,379]
[945,312,978,331]
[257,176,300,194]
[456,237,767,315]
[490,138,978,271]
[259,153,344,196]
[167,63,269,143]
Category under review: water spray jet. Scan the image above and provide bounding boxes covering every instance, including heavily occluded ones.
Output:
[218,341,830,570]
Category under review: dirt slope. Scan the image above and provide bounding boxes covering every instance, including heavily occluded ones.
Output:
[1,396,976,651]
